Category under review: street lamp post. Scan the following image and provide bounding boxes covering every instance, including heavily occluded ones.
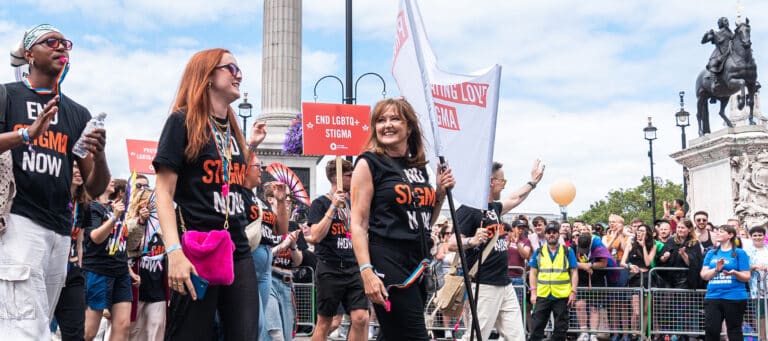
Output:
[238,92,253,140]
[644,117,658,222]
[674,91,690,201]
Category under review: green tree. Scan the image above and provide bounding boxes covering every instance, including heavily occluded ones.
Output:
[578,176,683,225]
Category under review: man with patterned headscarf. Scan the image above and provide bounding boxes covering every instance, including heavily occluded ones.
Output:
[0,24,110,339]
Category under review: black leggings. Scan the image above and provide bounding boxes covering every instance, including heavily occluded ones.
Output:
[165,256,259,340]
[54,265,85,341]
[369,240,429,341]
[704,298,746,341]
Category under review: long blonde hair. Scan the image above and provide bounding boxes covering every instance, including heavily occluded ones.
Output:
[675,218,699,247]
[126,189,152,221]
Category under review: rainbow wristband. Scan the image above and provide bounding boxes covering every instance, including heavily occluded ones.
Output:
[166,244,182,255]
[359,263,373,273]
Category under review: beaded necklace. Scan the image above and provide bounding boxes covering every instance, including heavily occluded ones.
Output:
[208,115,232,229]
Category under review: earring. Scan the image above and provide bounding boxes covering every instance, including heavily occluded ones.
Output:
[30,60,35,66]
[207,81,212,89]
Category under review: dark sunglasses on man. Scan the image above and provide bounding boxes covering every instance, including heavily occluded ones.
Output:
[135,183,151,190]
[33,38,73,51]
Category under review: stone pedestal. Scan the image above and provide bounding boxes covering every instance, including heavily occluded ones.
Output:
[259,0,323,198]
[670,125,768,228]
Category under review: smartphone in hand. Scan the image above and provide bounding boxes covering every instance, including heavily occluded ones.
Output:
[188,273,209,300]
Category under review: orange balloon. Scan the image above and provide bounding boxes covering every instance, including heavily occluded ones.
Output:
[550,179,576,206]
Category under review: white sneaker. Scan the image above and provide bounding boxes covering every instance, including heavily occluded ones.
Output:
[590,335,599,341]
[578,333,590,341]
[446,330,453,339]
[368,325,375,339]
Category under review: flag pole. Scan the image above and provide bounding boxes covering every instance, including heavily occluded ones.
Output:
[440,156,483,340]
[399,0,481,336]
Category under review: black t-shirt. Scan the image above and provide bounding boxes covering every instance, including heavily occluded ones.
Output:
[152,111,250,259]
[68,201,88,265]
[138,234,166,303]
[356,152,435,246]
[272,230,308,271]
[1,82,91,235]
[626,242,647,268]
[307,195,355,264]
[245,193,280,247]
[82,201,128,276]
[456,202,510,286]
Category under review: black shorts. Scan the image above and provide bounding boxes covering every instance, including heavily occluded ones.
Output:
[315,260,369,317]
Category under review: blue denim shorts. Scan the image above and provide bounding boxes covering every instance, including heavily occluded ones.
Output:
[84,271,133,311]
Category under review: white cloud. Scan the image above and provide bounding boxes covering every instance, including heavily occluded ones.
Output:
[16,0,262,29]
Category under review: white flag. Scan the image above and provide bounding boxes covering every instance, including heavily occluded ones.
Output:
[392,0,502,210]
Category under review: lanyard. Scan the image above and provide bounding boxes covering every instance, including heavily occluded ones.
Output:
[22,62,69,95]
[207,116,232,229]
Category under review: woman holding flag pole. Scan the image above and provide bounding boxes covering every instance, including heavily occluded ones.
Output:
[350,97,455,340]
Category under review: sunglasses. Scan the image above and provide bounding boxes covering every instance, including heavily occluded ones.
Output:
[135,183,150,190]
[214,63,242,77]
[695,218,707,222]
[33,38,73,50]
[545,230,559,235]
[492,177,507,184]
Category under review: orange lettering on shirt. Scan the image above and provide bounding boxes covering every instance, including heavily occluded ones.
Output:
[262,211,277,226]
[13,124,69,154]
[249,205,261,220]
[201,160,216,184]
[421,187,435,207]
[394,184,410,204]
[230,162,246,186]
[330,222,346,236]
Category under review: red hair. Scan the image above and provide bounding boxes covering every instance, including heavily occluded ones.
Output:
[172,48,245,162]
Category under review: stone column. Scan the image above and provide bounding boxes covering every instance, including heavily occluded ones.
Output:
[259,0,322,199]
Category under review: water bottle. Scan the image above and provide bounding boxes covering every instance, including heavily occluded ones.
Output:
[72,112,107,158]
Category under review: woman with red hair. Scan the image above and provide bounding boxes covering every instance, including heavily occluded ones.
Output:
[153,48,265,340]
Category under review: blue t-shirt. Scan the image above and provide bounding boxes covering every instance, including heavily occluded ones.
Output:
[703,247,750,300]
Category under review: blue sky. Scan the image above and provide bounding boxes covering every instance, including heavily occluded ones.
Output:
[2,0,767,219]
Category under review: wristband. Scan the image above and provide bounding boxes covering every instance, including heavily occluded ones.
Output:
[527,181,537,189]
[18,128,31,143]
[359,263,374,272]
[530,287,537,292]
[291,245,298,251]
[166,244,182,255]
[248,144,258,152]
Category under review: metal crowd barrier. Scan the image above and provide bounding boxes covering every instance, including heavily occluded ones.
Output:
[647,267,760,339]
[292,264,767,340]
[292,266,316,337]
[423,265,528,340]
[542,267,644,337]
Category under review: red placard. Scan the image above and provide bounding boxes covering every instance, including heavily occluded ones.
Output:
[125,139,158,174]
[302,102,370,156]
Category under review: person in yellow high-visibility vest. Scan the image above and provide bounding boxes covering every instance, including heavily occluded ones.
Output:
[528,221,579,341]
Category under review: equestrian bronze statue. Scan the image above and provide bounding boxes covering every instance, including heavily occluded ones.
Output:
[695,17,760,135]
